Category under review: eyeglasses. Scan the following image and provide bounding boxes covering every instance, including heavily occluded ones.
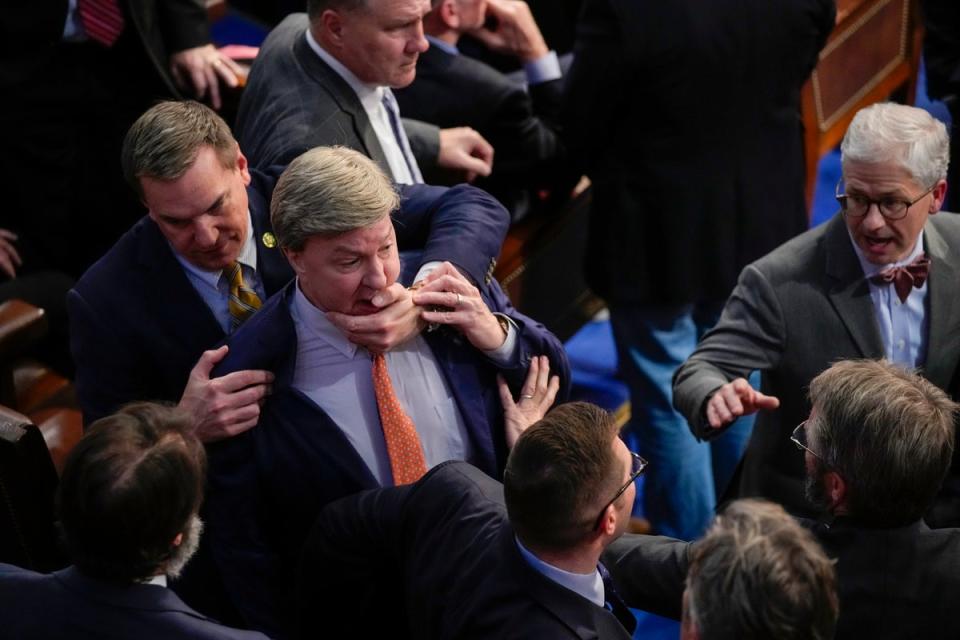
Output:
[835,179,935,220]
[790,420,822,461]
[593,451,648,530]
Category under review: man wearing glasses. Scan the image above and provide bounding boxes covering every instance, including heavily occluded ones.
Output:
[673,102,960,525]
[297,402,645,639]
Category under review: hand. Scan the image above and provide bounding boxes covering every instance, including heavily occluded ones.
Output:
[326,283,423,353]
[498,355,560,448]
[178,346,274,443]
[705,378,779,429]
[169,44,244,111]
[0,229,22,279]
[437,127,493,183]
[413,262,504,350]
[469,0,549,62]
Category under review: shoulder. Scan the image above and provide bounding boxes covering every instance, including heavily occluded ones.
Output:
[747,215,836,284]
[214,284,296,377]
[259,13,309,56]
[72,216,160,301]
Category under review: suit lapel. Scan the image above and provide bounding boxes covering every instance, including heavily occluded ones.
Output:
[823,215,884,358]
[248,185,293,296]
[922,218,960,388]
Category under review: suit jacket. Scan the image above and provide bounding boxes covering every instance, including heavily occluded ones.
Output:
[235,13,440,174]
[204,269,569,638]
[673,212,960,516]
[563,0,835,305]
[0,564,268,639]
[1,0,208,94]
[68,175,509,426]
[394,43,568,210]
[604,517,960,640]
[300,461,634,639]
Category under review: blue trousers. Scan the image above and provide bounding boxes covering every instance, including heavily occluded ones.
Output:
[610,303,755,540]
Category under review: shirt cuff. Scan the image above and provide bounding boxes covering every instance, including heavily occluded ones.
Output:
[413,261,442,285]
[523,51,562,85]
[483,313,519,365]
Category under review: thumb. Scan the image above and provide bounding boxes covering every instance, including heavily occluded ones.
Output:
[193,345,229,379]
[372,283,403,308]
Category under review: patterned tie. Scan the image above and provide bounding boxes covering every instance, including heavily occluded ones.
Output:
[371,353,427,485]
[77,0,125,47]
[869,252,931,303]
[225,262,262,330]
[598,562,638,634]
[381,90,424,183]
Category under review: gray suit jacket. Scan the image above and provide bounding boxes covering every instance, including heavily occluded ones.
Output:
[235,13,439,173]
[674,212,960,516]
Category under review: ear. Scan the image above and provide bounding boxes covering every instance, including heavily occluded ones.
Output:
[320,9,346,47]
[438,0,460,29]
[930,178,948,215]
[236,146,252,187]
[283,247,306,275]
[171,532,184,547]
[823,470,847,512]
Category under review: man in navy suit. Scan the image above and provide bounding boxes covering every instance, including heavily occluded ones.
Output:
[68,100,509,443]
[0,403,268,640]
[205,146,569,638]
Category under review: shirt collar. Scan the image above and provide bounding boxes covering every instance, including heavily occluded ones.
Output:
[305,28,385,110]
[426,34,458,55]
[848,228,926,278]
[173,210,257,286]
[141,574,167,588]
[515,537,604,607]
[291,279,360,359]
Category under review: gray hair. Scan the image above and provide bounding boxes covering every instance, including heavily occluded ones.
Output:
[270,146,400,250]
[686,499,838,640]
[840,102,950,188]
[121,101,238,199]
[808,359,957,526]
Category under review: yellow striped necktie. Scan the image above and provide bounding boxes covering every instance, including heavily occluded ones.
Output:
[225,261,262,330]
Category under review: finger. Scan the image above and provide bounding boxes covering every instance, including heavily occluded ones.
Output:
[214,368,275,392]
[225,416,260,437]
[535,355,551,393]
[497,374,516,410]
[541,375,560,409]
[206,64,222,110]
[0,241,22,267]
[0,229,17,241]
[470,134,495,164]
[420,309,469,325]
[192,345,230,379]
[753,392,780,410]
[457,152,492,178]
[189,65,208,100]
[214,57,241,87]
[0,254,15,279]
[710,394,734,426]
[170,63,187,90]
[706,401,722,429]
[414,290,478,310]
[414,271,470,293]
[719,384,745,416]
[519,356,540,397]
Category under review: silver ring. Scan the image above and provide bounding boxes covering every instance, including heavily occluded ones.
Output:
[520,394,535,400]
[455,292,462,307]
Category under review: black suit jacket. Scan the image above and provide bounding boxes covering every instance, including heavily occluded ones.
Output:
[563,0,835,305]
[235,13,440,174]
[301,461,634,639]
[0,564,268,640]
[394,43,568,210]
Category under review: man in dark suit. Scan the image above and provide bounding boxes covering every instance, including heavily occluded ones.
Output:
[673,103,960,524]
[394,0,568,217]
[0,403,268,640]
[1,0,243,278]
[204,146,569,638]
[235,2,493,183]
[300,402,638,639]
[68,100,509,443]
[921,0,960,210]
[562,0,836,541]
[610,359,960,640]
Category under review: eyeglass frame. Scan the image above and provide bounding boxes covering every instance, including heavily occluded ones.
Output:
[790,420,824,462]
[593,451,648,530]
[835,178,936,221]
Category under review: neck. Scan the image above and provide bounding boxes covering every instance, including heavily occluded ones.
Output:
[529,542,603,575]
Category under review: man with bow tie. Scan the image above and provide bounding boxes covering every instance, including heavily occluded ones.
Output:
[673,102,960,525]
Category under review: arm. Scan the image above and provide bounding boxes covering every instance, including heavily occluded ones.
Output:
[602,533,692,620]
[672,265,786,439]
[403,119,494,181]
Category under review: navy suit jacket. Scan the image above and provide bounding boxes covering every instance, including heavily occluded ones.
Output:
[204,268,569,638]
[0,564,269,639]
[68,176,509,426]
[301,461,634,639]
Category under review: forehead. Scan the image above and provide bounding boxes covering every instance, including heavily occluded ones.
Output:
[141,147,235,216]
[841,159,922,194]
[360,0,430,23]
[306,215,394,255]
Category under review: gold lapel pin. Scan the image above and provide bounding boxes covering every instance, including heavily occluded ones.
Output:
[262,232,277,248]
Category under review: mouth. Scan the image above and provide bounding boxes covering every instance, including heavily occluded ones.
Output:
[862,236,893,253]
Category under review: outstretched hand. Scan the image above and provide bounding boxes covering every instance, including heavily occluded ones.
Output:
[498,355,561,448]
[705,377,779,429]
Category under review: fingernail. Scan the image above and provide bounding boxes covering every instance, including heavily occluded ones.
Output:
[372,294,384,306]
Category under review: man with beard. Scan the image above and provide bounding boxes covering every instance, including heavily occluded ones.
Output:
[0,403,267,639]
[605,359,960,640]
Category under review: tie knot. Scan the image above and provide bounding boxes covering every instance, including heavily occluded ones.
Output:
[226,262,262,329]
[869,253,930,303]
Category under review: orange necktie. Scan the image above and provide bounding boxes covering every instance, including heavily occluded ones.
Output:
[371,354,427,485]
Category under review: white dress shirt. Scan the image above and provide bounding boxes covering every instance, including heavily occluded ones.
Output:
[515,537,605,607]
[849,230,928,367]
[305,30,421,184]
[174,212,265,335]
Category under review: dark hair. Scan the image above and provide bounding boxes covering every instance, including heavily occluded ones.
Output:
[808,359,957,526]
[687,499,838,640]
[307,0,368,20]
[504,402,622,551]
[121,100,238,199]
[57,403,206,583]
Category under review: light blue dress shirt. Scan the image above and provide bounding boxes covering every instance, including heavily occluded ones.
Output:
[849,230,928,368]
[515,537,605,607]
[424,35,562,86]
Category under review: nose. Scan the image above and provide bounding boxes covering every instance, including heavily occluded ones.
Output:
[861,202,887,232]
[193,216,219,248]
[362,257,389,291]
[407,22,429,54]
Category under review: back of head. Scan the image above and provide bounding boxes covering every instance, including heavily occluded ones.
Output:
[57,403,206,583]
[808,359,957,526]
[504,402,621,552]
[685,499,838,640]
[121,100,238,199]
[840,102,949,188]
[270,146,400,250]
[307,0,368,21]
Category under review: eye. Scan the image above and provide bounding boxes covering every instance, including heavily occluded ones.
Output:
[879,198,903,210]
[848,194,870,207]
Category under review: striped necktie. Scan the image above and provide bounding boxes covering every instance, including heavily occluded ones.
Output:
[371,353,427,484]
[77,0,125,47]
[381,90,424,183]
[225,261,262,330]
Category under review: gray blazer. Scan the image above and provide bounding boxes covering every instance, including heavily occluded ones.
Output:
[673,212,960,515]
[234,13,439,173]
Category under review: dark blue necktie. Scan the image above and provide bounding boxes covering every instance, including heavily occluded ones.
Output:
[599,562,637,633]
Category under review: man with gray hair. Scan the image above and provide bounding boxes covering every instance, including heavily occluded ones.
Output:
[673,102,960,524]
[204,146,569,638]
